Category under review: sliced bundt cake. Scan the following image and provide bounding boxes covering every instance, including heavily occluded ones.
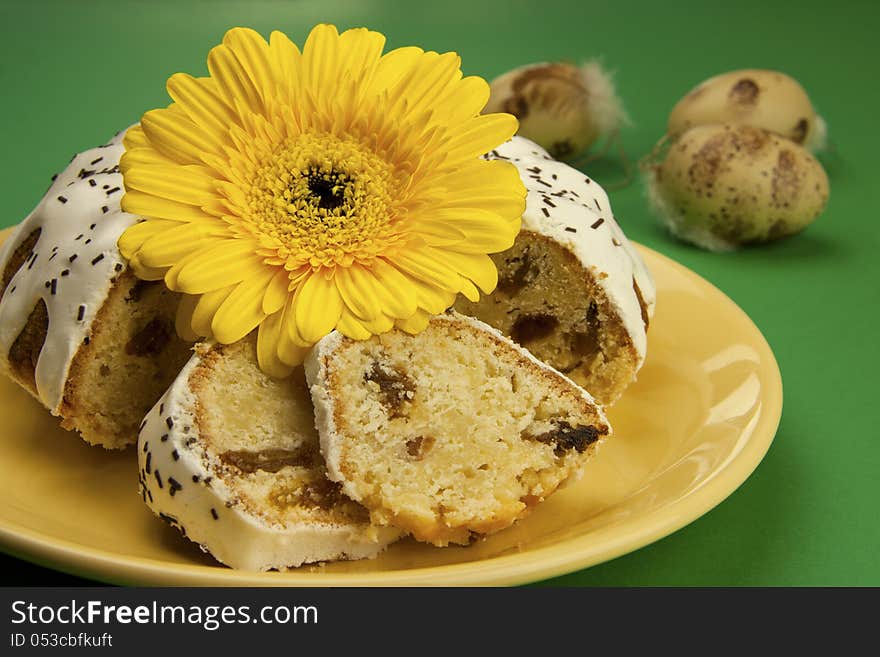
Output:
[306,311,611,547]
[139,334,401,570]
[0,130,193,448]
[454,136,656,404]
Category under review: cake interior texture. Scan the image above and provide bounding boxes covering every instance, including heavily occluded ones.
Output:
[454,229,642,404]
[190,336,373,531]
[1,228,193,448]
[320,316,609,546]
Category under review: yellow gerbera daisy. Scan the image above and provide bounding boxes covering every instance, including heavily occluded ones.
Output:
[118,24,525,376]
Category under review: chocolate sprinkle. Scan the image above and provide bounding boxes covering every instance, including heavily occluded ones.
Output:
[565,227,577,233]
[91,254,105,265]
[172,449,179,461]
[154,470,163,488]
[591,218,605,229]
[76,305,85,321]
[211,508,219,520]
[57,196,68,204]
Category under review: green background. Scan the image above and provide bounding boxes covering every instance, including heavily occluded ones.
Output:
[0,0,877,586]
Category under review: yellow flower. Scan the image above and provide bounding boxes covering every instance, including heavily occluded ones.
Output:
[118,24,525,376]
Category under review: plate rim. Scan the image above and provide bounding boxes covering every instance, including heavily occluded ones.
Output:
[0,235,783,586]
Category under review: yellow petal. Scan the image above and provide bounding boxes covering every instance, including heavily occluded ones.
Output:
[120,189,220,223]
[141,106,222,164]
[410,207,519,253]
[124,164,219,207]
[269,30,302,92]
[370,46,423,94]
[117,219,181,260]
[391,51,462,119]
[431,249,498,294]
[222,28,274,109]
[175,241,263,293]
[336,308,372,340]
[430,75,490,123]
[262,268,290,315]
[458,278,480,303]
[191,285,235,336]
[138,222,227,268]
[294,270,344,343]
[121,146,175,171]
[281,293,313,348]
[123,125,149,151]
[400,272,457,315]
[257,309,295,377]
[211,269,275,343]
[395,309,433,334]
[357,312,394,335]
[443,113,519,162]
[392,251,461,292]
[127,252,168,281]
[175,294,200,342]
[301,24,340,97]
[207,40,263,116]
[431,162,527,219]
[335,266,382,321]
[165,246,218,290]
[166,73,239,141]
[335,27,385,85]
[369,259,418,318]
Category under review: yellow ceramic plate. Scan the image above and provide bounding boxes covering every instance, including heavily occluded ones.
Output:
[0,232,782,586]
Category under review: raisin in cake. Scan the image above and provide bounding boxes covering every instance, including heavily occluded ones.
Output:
[454,136,656,405]
[0,130,193,448]
[139,334,401,570]
[305,311,611,547]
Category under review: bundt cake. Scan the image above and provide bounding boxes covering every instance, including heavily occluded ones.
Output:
[454,136,656,404]
[0,130,193,448]
[138,334,401,570]
[305,311,610,547]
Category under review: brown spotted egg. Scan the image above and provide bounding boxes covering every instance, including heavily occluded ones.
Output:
[667,69,826,151]
[646,123,829,251]
[485,61,626,161]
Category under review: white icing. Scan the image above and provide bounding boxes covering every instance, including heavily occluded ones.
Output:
[0,131,136,412]
[139,344,399,571]
[486,136,657,366]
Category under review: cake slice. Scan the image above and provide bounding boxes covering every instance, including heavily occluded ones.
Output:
[138,334,400,571]
[0,130,193,448]
[305,311,611,547]
[454,136,656,405]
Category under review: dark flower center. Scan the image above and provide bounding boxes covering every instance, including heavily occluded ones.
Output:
[306,169,348,210]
